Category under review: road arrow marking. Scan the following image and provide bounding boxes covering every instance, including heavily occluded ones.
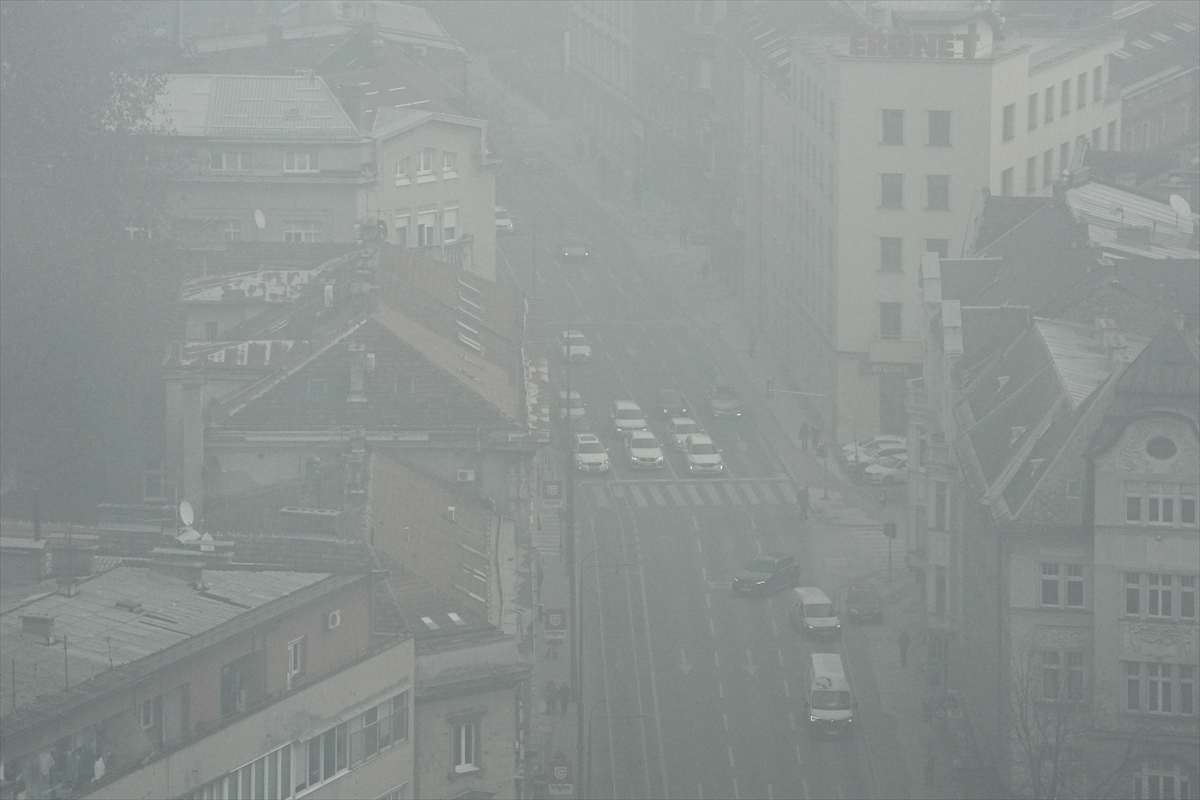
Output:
[743,649,759,676]
[678,648,692,674]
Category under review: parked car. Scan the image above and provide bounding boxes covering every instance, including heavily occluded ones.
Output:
[656,388,689,417]
[495,206,514,233]
[707,382,745,418]
[842,435,905,463]
[864,454,908,484]
[683,433,724,474]
[853,444,907,471]
[573,433,610,473]
[845,583,883,624]
[612,400,648,434]
[666,417,703,450]
[625,430,665,468]
[559,330,592,362]
[733,553,801,596]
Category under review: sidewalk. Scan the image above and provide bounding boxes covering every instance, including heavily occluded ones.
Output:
[473,59,965,800]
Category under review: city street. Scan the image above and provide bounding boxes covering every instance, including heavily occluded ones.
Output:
[499,164,886,799]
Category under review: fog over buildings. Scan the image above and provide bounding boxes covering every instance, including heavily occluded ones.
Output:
[0,2,1196,799]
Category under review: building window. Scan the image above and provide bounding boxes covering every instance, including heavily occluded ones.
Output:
[287,636,306,684]
[418,147,435,174]
[394,214,410,247]
[284,152,318,172]
[1181,576,1196,619]
[417,208,437,246]
[1002,103,1015,141]
[880,237,902,272]
[1183,485,1197,525]
[925,239,949,259]
[928,110,950,145]
[935,565,947,614]
[1042,651,1084,702]
[879,302,901,340]
[1094,66,1104,103]
[442,206,458,242]
[1039,563,1086,609]
[1041,564,1060,606]
[1060,142,1071,175]
[1000,168,1014,197]
[926,175,950,210]
[934,481,947,530]
[1149,483,1174,525]
[1077,73,1087,109]
[1125,573,1199,621]
[284,220,321,243]
[1043,148,1054,186]
[206,321,219,341]
[452,720,481,773]
[1066,565,1084,608]
[222,219,242,242]
[880,173,903,208]
[1061,79,1071,115]
[1126,572,1141,615]
[1133,758,1192,800]
[1026,156,1038,195]
[349,691,409,768]
[1149,574,1173,617]
[376,783,410,800]
[1126,481,1197,527]
[1028,94,1039,130]
[443,151,458,178]
[395,156,411,186]
[1045,86,1055,123]
[211,151,252,170]
[881,109,904,145]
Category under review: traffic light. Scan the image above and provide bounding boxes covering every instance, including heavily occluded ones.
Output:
[883,522,898,539]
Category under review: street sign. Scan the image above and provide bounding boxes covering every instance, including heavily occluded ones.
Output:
[547,753,574,797]
[544,609,568,641]
[542,480,563,508]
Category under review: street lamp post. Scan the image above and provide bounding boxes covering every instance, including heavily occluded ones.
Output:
[585,700,643,800]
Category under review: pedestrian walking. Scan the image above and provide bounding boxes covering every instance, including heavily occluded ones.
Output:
[898,629,911,668]
[798,422,811,451]
[558,682,571,715]
[798,486,811,521]
[544,680,557,715]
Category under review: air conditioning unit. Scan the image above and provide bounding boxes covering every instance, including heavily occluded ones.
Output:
[325,609,341,630]
[457,469,475,482]
[447,506,456,522]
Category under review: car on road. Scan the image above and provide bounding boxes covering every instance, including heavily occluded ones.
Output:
[612,400,648,434]
[842,435,905,463]
[852,444,907,472]
[656,388,689,417]
[625,430,665,468]
[864,454,908,484]
[559,330,592,362]
[666,417,702,450]
[495,206,513,233]
[707,382,745,418]
[789,586,841,636]
[683,433,724,474]
[522,149,550,172]
[845,583,883,624]
[733,553,800,596]
[558,237,590,261]
[558,390,585,423]
[573,433,610,473]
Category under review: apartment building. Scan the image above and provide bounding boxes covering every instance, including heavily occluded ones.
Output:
[800,6,1122,438]
[0,561,415,800]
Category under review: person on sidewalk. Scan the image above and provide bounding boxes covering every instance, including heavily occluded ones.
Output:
[798,486,811,521]
[798,421,811,451]
[558,682,571,715]
[544,680,557,715]
[898,629,911,668]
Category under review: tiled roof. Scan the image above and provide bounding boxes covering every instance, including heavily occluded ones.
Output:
[151,74,361,141]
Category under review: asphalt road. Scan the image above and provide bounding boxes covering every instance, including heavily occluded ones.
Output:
[500,165,874,800]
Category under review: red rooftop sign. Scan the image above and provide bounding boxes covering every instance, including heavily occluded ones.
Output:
[849,30,978,59]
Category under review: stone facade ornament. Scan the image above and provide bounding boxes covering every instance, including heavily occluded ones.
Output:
[1122,622,1197,662]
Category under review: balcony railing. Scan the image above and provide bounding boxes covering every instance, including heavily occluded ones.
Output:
[927,441,950,467]
[906,376,928,415]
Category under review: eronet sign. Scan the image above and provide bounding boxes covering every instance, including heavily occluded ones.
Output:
[542,480,563,508]
[849,29,978,59]
[547,753,574,797]
[545,609,568,641]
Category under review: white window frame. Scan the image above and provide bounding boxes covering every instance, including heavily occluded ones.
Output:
[1125,481,1197,528]
[211,151,251,171]
[417,147,436,183]
[442,205,458,242]
[451,719,481,774]
[287,636,306,684]
[395,156,411,186]
[442,150,458,178]
[284,220,321,243]
[417,209,437,247]
[394,214,410,247]
[1133,758,1192,800]
[1041,650,1084,702]
[222,219,242,242]
[285,152,319,173]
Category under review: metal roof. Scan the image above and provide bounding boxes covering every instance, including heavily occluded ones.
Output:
[1067,182,1199,259]
[151,74,361,141]
[1036,318,1145,409]
[0,566,331,718]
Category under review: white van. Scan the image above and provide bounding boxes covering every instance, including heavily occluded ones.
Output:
[789,587,841,636]
[805,653,855,735]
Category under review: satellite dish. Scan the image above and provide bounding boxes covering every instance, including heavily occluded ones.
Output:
[254,209,266,230]
[179,500,194,527]
[1169,194,1192,218]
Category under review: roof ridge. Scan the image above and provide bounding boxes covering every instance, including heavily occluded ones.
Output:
[976,198,1058,258]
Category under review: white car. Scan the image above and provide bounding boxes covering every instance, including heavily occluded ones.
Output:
[843,435,905,462]
[864,454,907,484]
[684,433,724,474]
[626,431,665,468]
[574,433,610,473]
[854,445,907,470]
[559,330,592,362]
[667,417,702,450]
[495,206,513,233]
[612,400,648,434]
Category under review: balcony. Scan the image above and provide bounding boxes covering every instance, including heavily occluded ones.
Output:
[927,441,950,468]
[906,377,929,415]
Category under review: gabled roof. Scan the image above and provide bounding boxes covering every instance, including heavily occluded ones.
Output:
[151,74,361,141]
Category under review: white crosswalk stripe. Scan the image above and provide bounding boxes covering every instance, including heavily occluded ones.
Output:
[741,484,760,504]
[723,483,743,505]
[667,485,686,506]
[687,485,705,505]
[578,480,802,509]
[757,483,779,504]
[703,484,722,505]
[649,486,666,506]
[631,486,648,507]
[593,485,609,506]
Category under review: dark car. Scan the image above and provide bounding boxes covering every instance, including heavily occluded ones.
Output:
[733,553,800,596]
[656,388,688,417]
[846,583,883,623]
[707,383,745,418]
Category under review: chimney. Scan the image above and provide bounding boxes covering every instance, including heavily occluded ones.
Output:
[348,343,367,403]
[21,614,56,644]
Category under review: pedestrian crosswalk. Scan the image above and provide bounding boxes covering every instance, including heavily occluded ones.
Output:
[580,479,802,508]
